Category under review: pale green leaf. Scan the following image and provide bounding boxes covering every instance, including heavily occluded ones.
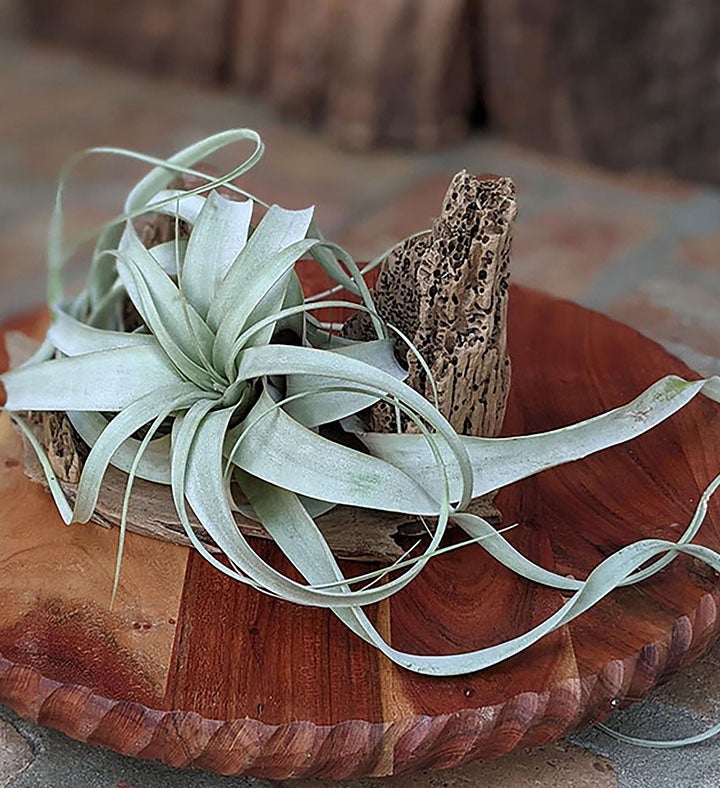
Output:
[234,343,474,509]
[284,338,407,427]
[148,239,187,276]
[71,383,207,522]
[183,413,444,607]
[360,375,720,501]
[10,414,74,523]
[170,401,264,589]
[118,257,220,389]
[212,237,319,375]
[239,475,420,608]
[118,225,215,357]
[84,129,263,307]
[67,410,172,484]
[276,271,305,340]
[48,308,157,356]
[453,470,720,593]
[229,387,441,514]
[144,190,206,224]
[182,190,253,317]
[1,345,184,411]
[207,204,314,331]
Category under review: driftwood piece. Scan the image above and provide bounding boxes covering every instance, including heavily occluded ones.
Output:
[344,172,515,438]
[19,411,500,564]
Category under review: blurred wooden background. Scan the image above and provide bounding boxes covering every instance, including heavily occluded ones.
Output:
[15,0,720,183]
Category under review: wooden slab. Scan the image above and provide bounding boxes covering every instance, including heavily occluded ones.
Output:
[1,285,719,779]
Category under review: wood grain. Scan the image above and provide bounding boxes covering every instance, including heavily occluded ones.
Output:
[0,412,188,709]
[1,286,719,778]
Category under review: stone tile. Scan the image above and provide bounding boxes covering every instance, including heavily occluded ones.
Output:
[448,137,702,206]
[606,277,720,362]
[0,718,34,788]
[572,700,720,788]
[288,742,617,788]
[681,231,720,274]
[511,202,658,300]
[336,172,460,261]
[652,642,720,719]
[505,144,703,202]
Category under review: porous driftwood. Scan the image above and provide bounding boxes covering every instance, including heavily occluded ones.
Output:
[344,171,515,438]
[19,411,500,564]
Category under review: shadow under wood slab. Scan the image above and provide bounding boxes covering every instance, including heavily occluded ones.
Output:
[1,286,719,779]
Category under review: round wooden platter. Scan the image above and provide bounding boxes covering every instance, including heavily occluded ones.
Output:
[1,285,719,781]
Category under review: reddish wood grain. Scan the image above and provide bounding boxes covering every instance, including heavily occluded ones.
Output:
[0,286,719,778]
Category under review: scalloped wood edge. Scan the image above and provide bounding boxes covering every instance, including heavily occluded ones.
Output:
[4,286,720,780]
[1,594,716,779]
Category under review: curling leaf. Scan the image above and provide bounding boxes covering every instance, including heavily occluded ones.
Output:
[234,343,475,509]
[230,387,440,514]
[67,410,172,484]
[360,375,720,501]
[149,239,187,276]
[284,338,407,427]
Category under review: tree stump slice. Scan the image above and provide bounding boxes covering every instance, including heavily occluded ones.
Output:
[1,286,719,780]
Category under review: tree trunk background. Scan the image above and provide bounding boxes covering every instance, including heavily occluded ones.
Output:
[230,0,476,149]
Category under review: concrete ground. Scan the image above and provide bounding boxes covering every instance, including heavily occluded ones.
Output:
[1,28,720,788]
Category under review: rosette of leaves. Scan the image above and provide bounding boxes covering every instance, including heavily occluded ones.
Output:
[3,129,720,687]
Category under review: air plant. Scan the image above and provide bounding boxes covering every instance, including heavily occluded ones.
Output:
[2,129,720,707]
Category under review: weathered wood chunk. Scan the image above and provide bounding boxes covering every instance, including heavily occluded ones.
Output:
[344,172,516,439]
[19,411,500,564]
